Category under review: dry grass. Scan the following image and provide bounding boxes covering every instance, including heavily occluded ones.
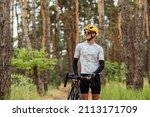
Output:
[47,85,70,100]
[11,79,150,100]
[47,84,94,100]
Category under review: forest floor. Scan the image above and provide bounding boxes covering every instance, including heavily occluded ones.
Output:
[47,84,92,100]
[47,85,70,100]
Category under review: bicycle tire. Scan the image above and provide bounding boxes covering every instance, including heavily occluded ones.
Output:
[67,87,75,100]
[67,86,81,100]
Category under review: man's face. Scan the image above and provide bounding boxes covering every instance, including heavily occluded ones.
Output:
[84,30,96,41]
[84,30,91,40]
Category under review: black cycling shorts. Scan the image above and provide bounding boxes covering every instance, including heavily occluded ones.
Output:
[80,74,101,94]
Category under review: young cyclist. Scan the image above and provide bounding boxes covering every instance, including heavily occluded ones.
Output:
[73,24,105,100]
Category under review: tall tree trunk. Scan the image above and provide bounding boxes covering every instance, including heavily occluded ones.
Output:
[0,0,12,99]
[66,32,73,73]
[43,0,51,93]
[40,0,46,92]
[121,0,135,89]
[37,0,50,95]
[147,0,150,84]
[55,0,60,89]
[61,9,73,73]
[98,0,104,46]
[108,0,115,62]
[11,0,14,56]
[143,0,149,76]
[114,8,120,62]
[98,0,106,85]
[134,0,138,29]
[118,0,123,82]
[33,66,43,96]
[72,0,79,53]
[15,0,22,48]
[40,0,46,49]
[31,0,37,49]
[11,0,14,38]
[133,0,144,90]
[19,0,32,50]
[23,0,27,21]
[74,0,79,45]
[114,5,122,82]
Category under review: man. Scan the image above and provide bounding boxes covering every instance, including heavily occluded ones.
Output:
[73,24,105,100]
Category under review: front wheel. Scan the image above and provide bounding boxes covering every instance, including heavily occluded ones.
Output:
[67,86,81,100]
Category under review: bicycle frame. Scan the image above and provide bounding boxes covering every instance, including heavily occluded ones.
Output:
[64,73,82,100]
[64,73,95,100]
[67,82,82,100]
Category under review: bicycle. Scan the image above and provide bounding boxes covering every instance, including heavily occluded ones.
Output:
[64,73,96,100]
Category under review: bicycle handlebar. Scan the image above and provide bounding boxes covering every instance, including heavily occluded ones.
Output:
[64,73,95,87]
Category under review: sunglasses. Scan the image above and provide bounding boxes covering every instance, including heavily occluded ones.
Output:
[84,31,91,35]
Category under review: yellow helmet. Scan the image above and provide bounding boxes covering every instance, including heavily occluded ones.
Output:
[84,24,98,34]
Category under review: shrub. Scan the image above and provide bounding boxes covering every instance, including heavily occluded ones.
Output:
[11,48,56,71]
[11,74,32,86]
[105,61,125,81]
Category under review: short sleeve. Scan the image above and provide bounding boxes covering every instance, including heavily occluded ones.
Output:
[74,43,81,58]
[98,46,104,60]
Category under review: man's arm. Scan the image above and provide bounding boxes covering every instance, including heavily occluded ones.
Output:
[73,58,79,75]
[73,43,80,76]
[94,60,105,74]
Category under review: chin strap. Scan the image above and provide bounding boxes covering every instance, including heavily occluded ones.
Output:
[87,34,95,41]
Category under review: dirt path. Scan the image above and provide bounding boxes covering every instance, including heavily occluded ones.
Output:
[47,84,92,100]
[47,85,70,100]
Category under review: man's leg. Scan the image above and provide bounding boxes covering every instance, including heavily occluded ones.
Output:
[80,78,90,100]
[91,75,101,100]
[92,94,100,100]
[81,94,89,100]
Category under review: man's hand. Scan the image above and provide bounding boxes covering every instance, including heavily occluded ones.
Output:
[72,74,79,84]
[92,73,96,78]
[86,73,96,81]
[86,75,91,81]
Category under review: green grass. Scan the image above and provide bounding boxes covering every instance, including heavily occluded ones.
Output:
[10,84,55,100]
[10,84,39,100]
[101,80,150,100]
[10,79,150,100]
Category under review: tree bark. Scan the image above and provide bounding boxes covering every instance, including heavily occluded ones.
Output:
[120,0,135,89]
[74,0,79,45]
[61,9,73,73]
[108,0,115,62]
[40,0,46,49]
[98,0,104,46]
[31,0,37,49]
[11,0,14,38]
[15,0,22,48]
[18,0,32,51]
[44,0,51,93]
[133,0,144,90]
[33,66,44,96]
[55,0,61,89]
[98,0,106,85]
[147,0,150,84]
[0,0,12,99]
[114,3,122,82]
[72,0,79,53]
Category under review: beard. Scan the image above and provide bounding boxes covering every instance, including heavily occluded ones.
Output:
[87,38,93,41]
[84,35,91,40]
[84,35,93,41]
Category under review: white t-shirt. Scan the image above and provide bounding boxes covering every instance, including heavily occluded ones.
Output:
[74,41,104,74]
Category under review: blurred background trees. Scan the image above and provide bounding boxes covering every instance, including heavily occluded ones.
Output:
[0,0,150,99]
